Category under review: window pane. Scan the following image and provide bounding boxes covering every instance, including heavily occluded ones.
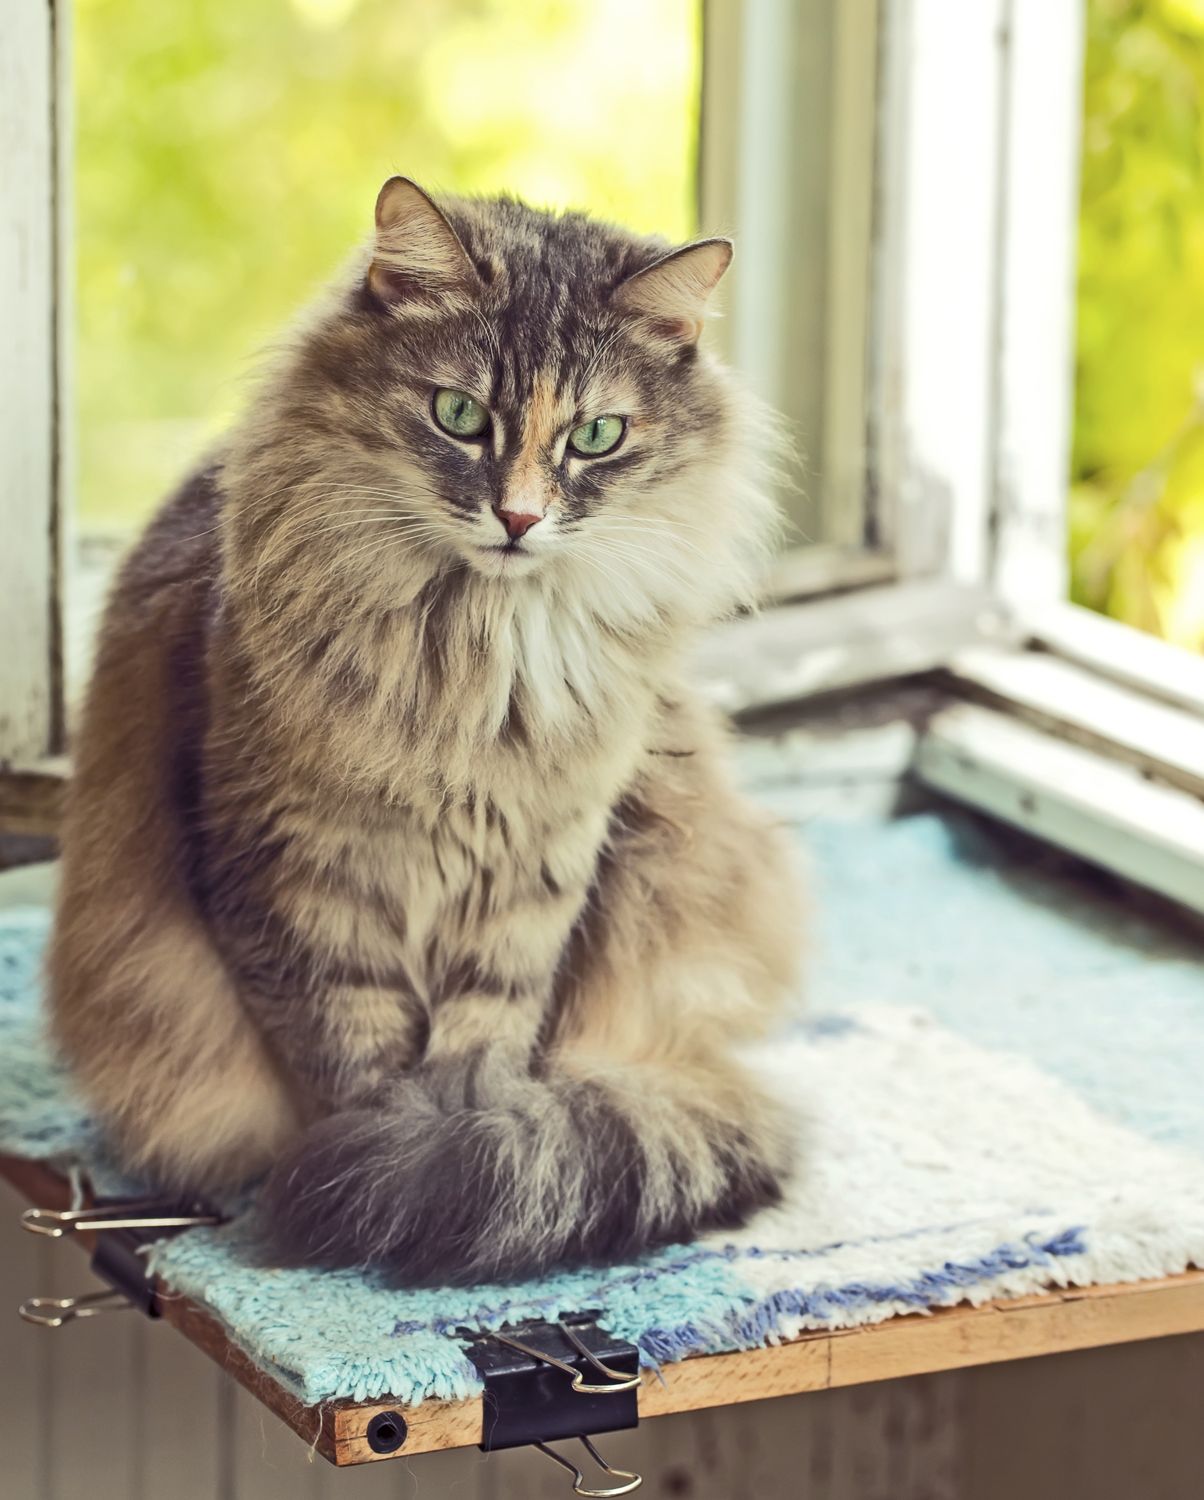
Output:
[702,0,880,554]
[74,0,700,537]
[1073,0,1204,648]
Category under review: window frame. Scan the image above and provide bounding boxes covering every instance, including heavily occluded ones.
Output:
[702,0,1086,601]
[1,0,68,779]
[4,0,1204,915]
[700,0,1204,915]
[700,0,881,553]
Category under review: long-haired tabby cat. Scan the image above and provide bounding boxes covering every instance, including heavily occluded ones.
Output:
[50,178,802,1285]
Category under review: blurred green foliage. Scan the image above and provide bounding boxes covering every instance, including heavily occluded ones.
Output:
[78,0,1204,647]
[1074,0,1204,646]
[74,0,699,531]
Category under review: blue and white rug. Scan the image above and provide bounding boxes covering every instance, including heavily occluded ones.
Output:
[2,799,1203,1407]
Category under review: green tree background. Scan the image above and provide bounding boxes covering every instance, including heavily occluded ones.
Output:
[76,0,1204,650]
[1073,0,1204,647]
[73,0,699,532]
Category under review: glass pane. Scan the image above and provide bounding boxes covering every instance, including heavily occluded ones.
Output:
[1072,0,1204,648]
[73,0,701,539]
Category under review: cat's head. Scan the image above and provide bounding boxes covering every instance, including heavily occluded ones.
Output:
[230,178,779,632]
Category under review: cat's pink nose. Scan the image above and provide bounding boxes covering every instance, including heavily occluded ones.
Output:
[495,507,543,541]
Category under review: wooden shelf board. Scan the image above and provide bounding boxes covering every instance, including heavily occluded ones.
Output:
[6,1153,1204,1467]
[0,756,67,841]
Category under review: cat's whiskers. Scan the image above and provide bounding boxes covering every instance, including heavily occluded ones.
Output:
[587,533,700,586]
[307,513,415,538]
[336,523,452,572]
[183,472,470,548]
[240,476,432,521]
[251,492,431,583]
[175,481,334,544]
[557,541,639,601]
[185,486,379,551]
[576,543,705,617]
[589,521,711,563]
[598,513,715,543]
[251,505,457,616]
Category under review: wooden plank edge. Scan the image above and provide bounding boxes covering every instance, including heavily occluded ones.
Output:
[764,545,896,605]
[9,1158,1204,1466]
[154,1290,342,1462]
[1025,600,1204,719]
[693,580,1005,717]
[0,756,67,841]
[0,1154,349,1463]
[942,646,1204,800]
[334,1269,1204,1462]
[914,703,1204,918]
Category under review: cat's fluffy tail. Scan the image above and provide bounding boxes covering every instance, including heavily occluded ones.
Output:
[256,1052,792,1284]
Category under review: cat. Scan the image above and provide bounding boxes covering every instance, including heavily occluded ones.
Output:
[49,177,803,1285]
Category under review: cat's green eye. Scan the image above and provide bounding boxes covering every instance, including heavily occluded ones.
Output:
[433,388,489,440]
[568,414,626,457]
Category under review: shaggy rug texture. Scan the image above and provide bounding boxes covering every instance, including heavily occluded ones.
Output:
[2,783,1203,1406]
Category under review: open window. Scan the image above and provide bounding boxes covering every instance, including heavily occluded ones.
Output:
[3,0,1204,908]
[696,0,1204,917]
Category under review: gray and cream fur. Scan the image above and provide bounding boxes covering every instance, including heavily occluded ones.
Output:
[50,179,803,1283]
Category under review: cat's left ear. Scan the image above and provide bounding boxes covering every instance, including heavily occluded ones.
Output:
[369,176,480,305]
[613,238,733,345]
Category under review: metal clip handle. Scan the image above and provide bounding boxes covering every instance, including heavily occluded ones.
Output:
[19,1288,133,1328]
[21,1203,222,1238]
[492,1323,641,1396]
[559,1323,641,1392]
[533,1435,642,1497]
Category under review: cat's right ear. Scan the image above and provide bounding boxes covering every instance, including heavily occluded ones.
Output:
[613,238,733,345]
[368,177,480,306]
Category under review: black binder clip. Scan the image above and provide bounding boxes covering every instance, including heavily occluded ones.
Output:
[464,1315,642,1495]
[18,1193,222,1327]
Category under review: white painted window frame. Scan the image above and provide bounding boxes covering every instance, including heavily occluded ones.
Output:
[4,0,1204,915]
[700,0,884,565]
[702,0,1086,602]
[861,0,1083,600]
[1,0,68,774]
[702,0,1204,916]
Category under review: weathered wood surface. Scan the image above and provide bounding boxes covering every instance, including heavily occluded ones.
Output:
[1027,599,1204,718]
[946,646,1204,799]
[915,703,1204,918]
[0,759,68,842]
[5,1153,1204,1473]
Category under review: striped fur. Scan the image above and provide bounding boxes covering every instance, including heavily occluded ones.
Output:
[50,181,803,1282]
